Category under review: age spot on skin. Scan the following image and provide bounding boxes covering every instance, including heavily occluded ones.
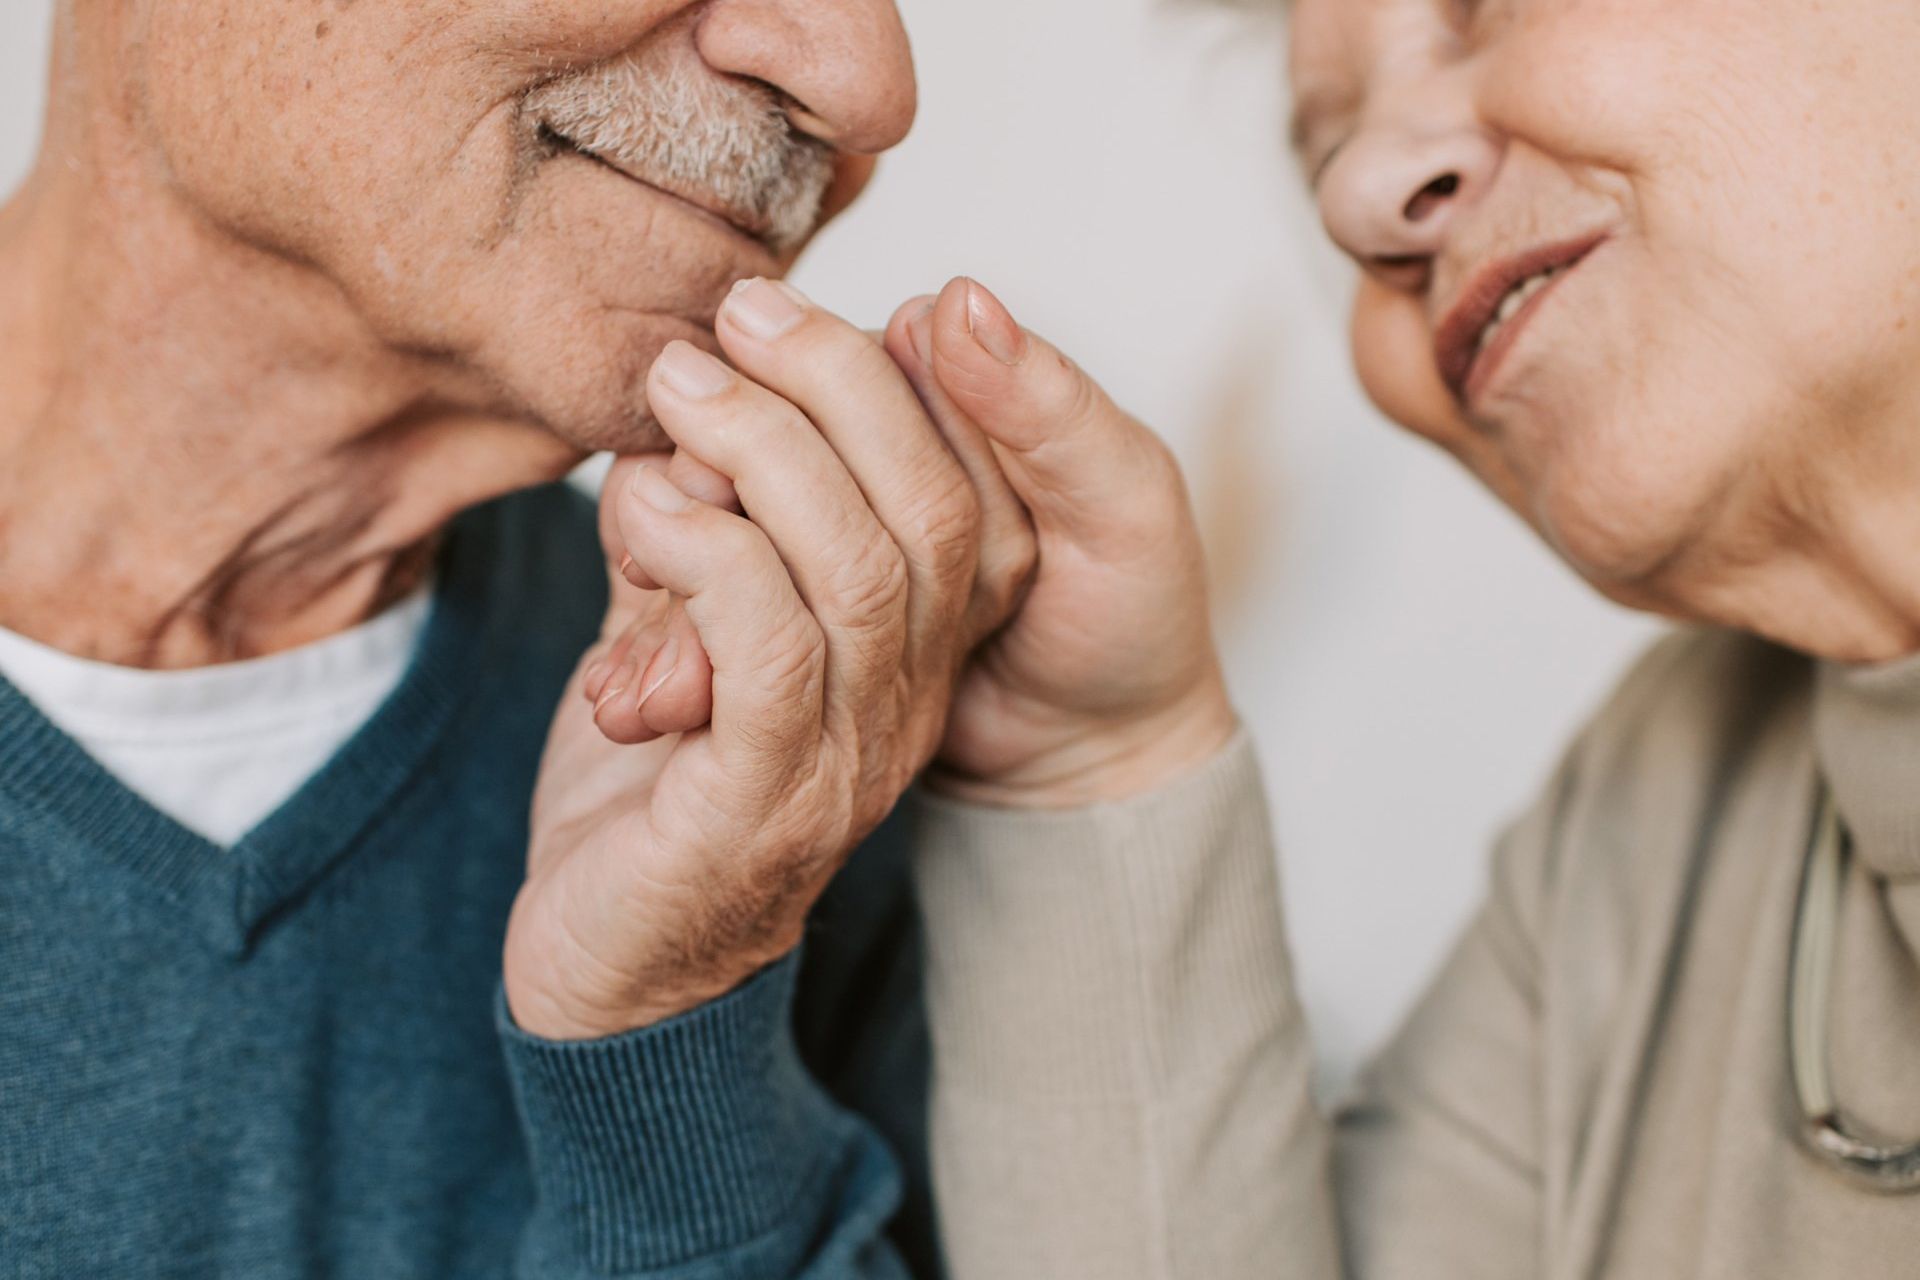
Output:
[315,21,331,39]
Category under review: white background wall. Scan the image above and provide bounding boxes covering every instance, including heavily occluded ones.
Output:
[0,0,1658,1085]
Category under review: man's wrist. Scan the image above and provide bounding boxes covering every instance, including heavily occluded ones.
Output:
[927,684,1240,810]
[496,954,852,1272]
[503,927,804,1042]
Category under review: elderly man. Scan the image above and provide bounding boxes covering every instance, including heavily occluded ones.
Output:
[0,1,1239,1277]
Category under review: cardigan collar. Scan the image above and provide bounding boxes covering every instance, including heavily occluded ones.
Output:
[1814,650,1920,881]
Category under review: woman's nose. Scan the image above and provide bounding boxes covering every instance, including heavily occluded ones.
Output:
[697,0,919,155]
[1318,123,1499,283]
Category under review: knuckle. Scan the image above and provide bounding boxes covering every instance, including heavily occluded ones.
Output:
[1036,348,1105,430]
[771,313,896,402]
[712,521,798,608]
[821,539,910,628]
[704,508,769,564]
[716,396,813,467]
[811,327,900,396]
[900,476,982,577]
[751,610,829,696]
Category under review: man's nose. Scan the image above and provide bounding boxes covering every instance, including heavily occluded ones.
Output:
[1318,116,1498,281]
[697,0,918,154]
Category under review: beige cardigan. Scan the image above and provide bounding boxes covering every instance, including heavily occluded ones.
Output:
[904,628,1920,1278]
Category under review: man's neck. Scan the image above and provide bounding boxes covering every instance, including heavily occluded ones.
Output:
[0,146,582,669]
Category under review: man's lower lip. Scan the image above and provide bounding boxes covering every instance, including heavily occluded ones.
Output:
[1461,252,1592,408]
[554,144,771,254]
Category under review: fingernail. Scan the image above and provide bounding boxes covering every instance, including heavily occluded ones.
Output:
[634,636,680,715]
[654,342,733,400]
[631,464,694,514]
[618,554,634,578]
[964,280,1027,366]
[725,278,808,340]
[582,658,612,701]
[595,657,638,715]
[908,302,936,368]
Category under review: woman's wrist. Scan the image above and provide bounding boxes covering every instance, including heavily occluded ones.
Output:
[926,681,1240,811]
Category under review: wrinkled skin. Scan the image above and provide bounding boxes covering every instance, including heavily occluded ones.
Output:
[0,0,1221,1039]
[0,0,910,665]
[131,0,915,454]
[1292,0,1920,663]
[519,272,1241,1037]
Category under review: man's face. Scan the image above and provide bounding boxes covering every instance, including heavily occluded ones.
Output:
[131,0,916,452]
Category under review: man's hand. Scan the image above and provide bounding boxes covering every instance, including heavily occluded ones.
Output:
[504,279,1033,1041]
[890,278,1239,809]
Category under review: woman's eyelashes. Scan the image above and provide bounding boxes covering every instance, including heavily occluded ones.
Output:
[1310,140,1347,190]
[1444,0,1495,39]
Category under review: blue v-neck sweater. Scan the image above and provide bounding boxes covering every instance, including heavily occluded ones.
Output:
[0,484,938,1279]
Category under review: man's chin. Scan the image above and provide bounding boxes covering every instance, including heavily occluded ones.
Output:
[479,311,711,459]
[532,401,675,459]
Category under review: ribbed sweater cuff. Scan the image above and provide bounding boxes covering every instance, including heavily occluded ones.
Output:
[497,953,840,1273]
[905,730,1298,1101]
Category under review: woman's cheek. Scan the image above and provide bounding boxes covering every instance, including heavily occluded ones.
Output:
[1480,5,1704,177]
[1349,282,1464,448]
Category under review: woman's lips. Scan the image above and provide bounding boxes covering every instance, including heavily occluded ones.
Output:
[1434,234,1607,408]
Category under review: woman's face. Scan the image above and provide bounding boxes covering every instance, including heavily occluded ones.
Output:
[1290,0,1920,624]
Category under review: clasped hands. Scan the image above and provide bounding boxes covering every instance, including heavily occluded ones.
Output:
[504,276,1237,1041]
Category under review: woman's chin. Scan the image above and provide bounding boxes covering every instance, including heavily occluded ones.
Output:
[1517,443,1723,604]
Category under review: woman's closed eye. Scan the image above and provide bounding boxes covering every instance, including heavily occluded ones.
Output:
[1446,0,1515,41]
[1309,140,1348,190]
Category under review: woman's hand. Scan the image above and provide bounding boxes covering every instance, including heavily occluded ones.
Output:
[572,273,1234,818]
[892,277,1238,809]
[505,279,1032,1041]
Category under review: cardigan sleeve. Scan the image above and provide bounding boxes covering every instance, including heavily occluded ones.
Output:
[904,732,1342,1278]
[906,728,1561,1280]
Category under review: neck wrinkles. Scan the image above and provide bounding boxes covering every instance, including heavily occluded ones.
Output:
[0,138,582,669]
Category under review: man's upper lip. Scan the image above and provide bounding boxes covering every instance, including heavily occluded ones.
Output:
[1432,233,1607,402]
[544,126,773,249]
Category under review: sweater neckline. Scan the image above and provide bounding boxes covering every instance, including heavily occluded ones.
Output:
[0,503,509,955]
[0,586,433,741]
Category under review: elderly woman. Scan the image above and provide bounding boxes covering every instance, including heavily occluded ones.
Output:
[878,0,1920,1275]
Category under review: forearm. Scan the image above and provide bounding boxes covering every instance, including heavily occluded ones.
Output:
[907,732,1340,1280]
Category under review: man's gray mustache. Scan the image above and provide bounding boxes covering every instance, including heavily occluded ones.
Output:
[524,55,836,254]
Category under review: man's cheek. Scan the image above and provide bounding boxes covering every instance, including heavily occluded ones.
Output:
[1484,6,1702,175]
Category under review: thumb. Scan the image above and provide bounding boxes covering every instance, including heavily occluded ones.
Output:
[925,278,1184,550]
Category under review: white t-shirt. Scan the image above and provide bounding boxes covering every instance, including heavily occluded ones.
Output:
[0,590,434,847]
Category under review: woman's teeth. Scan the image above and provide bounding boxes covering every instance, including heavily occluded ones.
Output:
[1477,266,1561,353]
